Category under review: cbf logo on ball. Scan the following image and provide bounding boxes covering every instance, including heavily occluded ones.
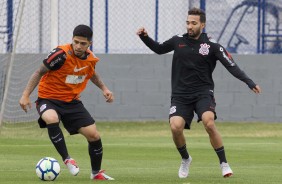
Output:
[199,43,210,55]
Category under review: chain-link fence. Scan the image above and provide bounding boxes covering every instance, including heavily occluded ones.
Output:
[0,0,281,54]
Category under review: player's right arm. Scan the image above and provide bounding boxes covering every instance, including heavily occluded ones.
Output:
[19,64,49,112]
[137,27,174,54]
[19,48,66,112]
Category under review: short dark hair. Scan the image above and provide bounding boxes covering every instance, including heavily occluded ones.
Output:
[188,7,206,23]
[73,24,93,41]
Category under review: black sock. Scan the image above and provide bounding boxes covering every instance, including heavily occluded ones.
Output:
[177,144,189,159]
[215,146,227,164]
[89,139,103,174]
[47,123,69,161]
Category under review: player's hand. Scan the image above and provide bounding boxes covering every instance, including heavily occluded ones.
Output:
[136,27,148,36]
[19,95,32,113]
[103,89,114,103]
[252,85,261,94]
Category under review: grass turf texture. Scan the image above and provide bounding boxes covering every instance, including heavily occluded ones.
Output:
[0,121,281,184]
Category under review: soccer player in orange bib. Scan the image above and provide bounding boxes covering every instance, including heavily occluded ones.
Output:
[19,25,114,180]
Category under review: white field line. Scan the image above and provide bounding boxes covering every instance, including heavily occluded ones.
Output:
[1,165,282,172]
[0,142,279,147]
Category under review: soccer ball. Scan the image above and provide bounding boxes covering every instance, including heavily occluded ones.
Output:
[35,157,60,181]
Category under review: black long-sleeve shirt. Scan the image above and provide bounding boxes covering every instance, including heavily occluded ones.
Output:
[139,33,256,97]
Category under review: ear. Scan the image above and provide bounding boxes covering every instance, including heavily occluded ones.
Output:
[201,23,206,29]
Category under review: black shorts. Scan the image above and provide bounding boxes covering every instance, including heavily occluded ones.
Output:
[169,95,217,129]
[36,98,95,135]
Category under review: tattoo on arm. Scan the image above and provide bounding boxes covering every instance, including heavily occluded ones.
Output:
[90,73,106,90]
[23,64,49,96]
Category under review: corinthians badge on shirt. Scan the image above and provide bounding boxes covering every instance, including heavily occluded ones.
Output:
[199,43,210,55]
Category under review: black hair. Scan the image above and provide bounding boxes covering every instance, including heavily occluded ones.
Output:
[188,7,206,23]
[73,24,93,41]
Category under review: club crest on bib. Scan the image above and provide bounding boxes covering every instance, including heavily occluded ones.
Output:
[199,43,210,55]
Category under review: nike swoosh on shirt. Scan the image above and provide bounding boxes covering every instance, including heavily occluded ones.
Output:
[74,66,89,72]
[178,44,187,48]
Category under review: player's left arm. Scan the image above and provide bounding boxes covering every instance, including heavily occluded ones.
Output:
[215,44,261,94]
[90,72,114,103]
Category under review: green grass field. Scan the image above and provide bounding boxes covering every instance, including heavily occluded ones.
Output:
[0,121,281,184]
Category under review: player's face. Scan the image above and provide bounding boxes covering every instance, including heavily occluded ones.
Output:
[72,36,92,58]
[186,15,205,39]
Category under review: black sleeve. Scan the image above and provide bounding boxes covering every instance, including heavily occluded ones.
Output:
[139,34,174,54]
[214,44,256,89]
[43,48,66,70]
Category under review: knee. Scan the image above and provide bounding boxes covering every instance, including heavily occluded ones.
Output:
[170,120,184,135]
[202,112,216,133]
[79,124,101,142]
[43,114,59,124]
[203,119,216,134]
[41,110,59,124]
[86,131,100,142]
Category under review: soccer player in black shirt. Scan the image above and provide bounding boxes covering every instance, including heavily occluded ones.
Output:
[137,7,261,178]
